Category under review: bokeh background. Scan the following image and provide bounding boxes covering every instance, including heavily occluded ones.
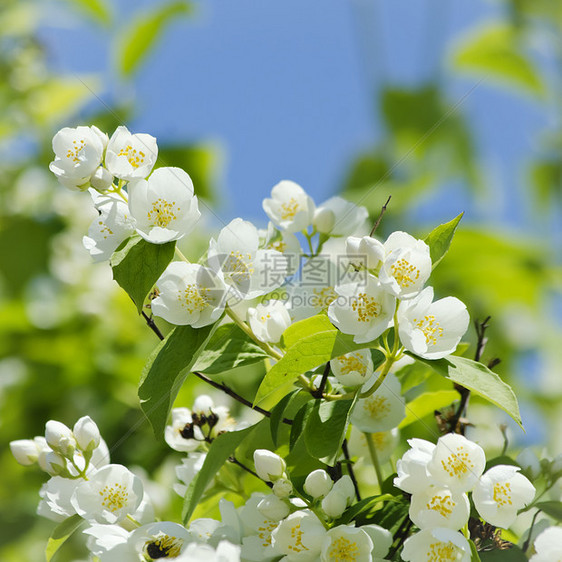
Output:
[1,0,561,559]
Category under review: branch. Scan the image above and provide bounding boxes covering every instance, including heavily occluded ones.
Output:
[311,362,331,399]
[342,439,361,502]
[229,455,273,488]
[369,195,392,236]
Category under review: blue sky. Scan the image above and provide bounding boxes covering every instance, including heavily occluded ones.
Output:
[41,0,555,238]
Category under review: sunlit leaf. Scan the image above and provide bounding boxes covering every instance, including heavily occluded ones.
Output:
[424,213,463,269]
[46,514,84,562]
[62,0,112,26]
[399,390,460,428]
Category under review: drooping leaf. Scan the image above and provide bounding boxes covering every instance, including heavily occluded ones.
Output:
[63,0,112,26]
[111,235,175,313]
[139,323,216,438]
[399,390,460,429]
[304,398,356,464]
[269,390,299,446]
[46,514,84,562]
[182,424,255,523]
[535,501,562,522]
[117,1,194,78]
[290,402,313,451]
[424,213,463,269]
[192,323,268,374]
[255,315,368,405]
[452,23,545,97]
[413,355,523,428]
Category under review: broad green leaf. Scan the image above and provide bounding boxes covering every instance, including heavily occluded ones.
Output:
[399,390,460,429]
[46,514,84,562]
[469,539,482,562]
[63,0,112,26]
[269,391,299,446]
[290,402,313,450]
[304,399,355,464]
[424,213,463,269]
[413,355,522,428]
[255,315,367,405]
[192,323,268,374]
[535,501,562,522]
[182,424,254,523]
[117,1,194,78]
[139,324,215,438]
[336,494,397,525]
[111,236,175,313]
[452,24,545,97]
[479,546,527,561]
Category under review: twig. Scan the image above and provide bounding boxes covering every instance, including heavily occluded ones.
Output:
[140,312,292,426]
[229,456,273,488]
[312,362,331,399]
[342,439,361,502]
[369,195,392,236]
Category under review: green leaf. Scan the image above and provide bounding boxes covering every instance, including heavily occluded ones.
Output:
[139,323,216,438]
[479,546,527,561]
[46,514,84,562]
[63,0,112,26]
[413,355,523,428]
[290,402,313,450]
[182,425,254,523]
[452,23,545,97]
[469,539,482,562]
[117,1,194,78]
[336,494,397,525]
[111,236,175,313]
[255,315,367,405]
[269,391,298,446]
[399,390,460,429]
[304,399,355,464]
[192,323,268,374]
[424,213,463,269]
[535,500,562,522]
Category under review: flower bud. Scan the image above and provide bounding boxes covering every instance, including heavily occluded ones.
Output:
[45,420,76,456]
[257,494,290,521]
[304,469,333,499]
[313,207,336,234]
[321,490,348,518]
[254,449,286,482]
[89,166,114,192]
[10,439,39,466]
[42,451,67,476]
[273,477,293,498]
[73,416,101,452]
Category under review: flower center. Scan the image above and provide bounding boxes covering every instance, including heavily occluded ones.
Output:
[493,482,513,507]
[257,520,277,548]
[441,447,474,479]
[351,292,381,322]
[426,492,455,518]
[260,313,271,323]
[338,355,367,376]
[427,541,458,562]
[280,197,300,220]
[365,395,390,419]
[98,220,114,239]
[224,251,254,281]
[414,315,444,346]
[269,240,287,252]
[147,199,180,228]
[118,144,146,169]
[328,535,360,561]
[178,284,210,314]
[311,287,337,310]
[66,139,86,163]
[288,523,308,553]
[99,483,128,512]
[391,258,420,288]
[145,533,183,559]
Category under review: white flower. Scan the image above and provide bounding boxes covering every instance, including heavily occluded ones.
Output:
[263,223,302,276]
[472,465,535,528]
[191,395,235,436]
[90,165,114,191]
[350,373,405,433]
[240,493,282,561]
[263,180,315,233]
[427,434,486,493]
[83,193,136,262]
[394,438,436,494]
[397,287,470,360]
[313,196,368,237]
[257,494,290,521]
[321,475,356,518]
[378,231,432,299]
[304,469,333,499]
[273,477,293,498]
[37,476,80,522]
[248,300,291,343]
[45,420,76,456]
[10,438,42,466]
[349,427,399,464]
[84,524,134,561]
[128,167,200,244]
[105,126,158,181]
[49,126,106,190]
[177,540,241,561]
[330,349,374,387]
[130,521,192,560]
[42,450,67,476]
[321,525,373,562]
[208,218,288,300]
[271,509,327,561]
[165,408,204,452]
[152,262,228,327]
[328,276,396,344]
[346,236,385,270]
[73,416,101,453]
[401,528,471,562]
[409,486,470,530]
[361,524,393,561]
[529,527,562,562]
[254,449,286,482]
[71,464,144,524]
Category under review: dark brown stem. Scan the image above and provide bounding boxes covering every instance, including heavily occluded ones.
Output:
[342,439,361,502]
[229,456,273,488]
[140,312,292,426]
[312,362,331,399]
[369,195,392,236]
